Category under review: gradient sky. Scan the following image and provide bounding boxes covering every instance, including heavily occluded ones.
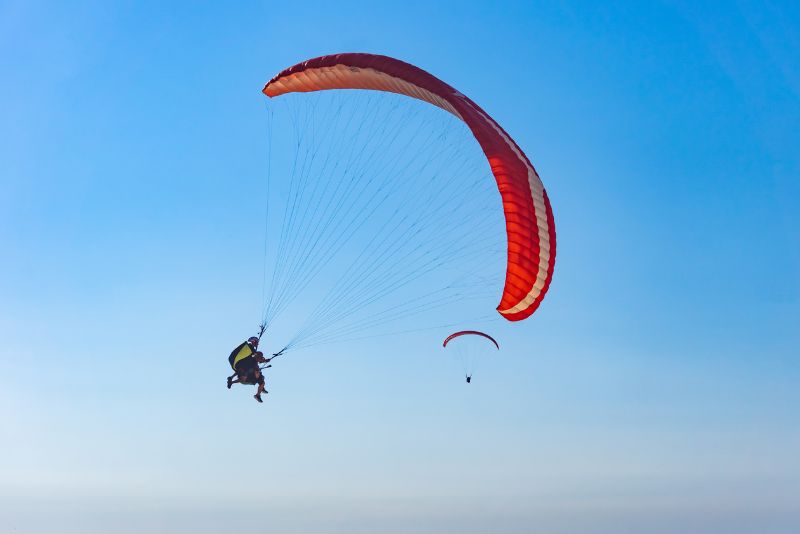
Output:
[2,1,799,533]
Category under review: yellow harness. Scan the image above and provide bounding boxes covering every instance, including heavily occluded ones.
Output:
[231,343,255,369]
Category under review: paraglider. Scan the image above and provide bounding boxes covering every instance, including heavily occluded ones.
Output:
[227,335,271,403]
[442,330,500,383]
[228,53,556,400]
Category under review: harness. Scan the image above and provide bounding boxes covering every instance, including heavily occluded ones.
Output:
[228,342,256,371]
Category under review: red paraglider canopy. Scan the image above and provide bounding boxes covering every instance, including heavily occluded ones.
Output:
[442,330,500,350]
[263,53,556,322]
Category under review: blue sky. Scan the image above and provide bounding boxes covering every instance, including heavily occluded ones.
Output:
[1,1,799,533]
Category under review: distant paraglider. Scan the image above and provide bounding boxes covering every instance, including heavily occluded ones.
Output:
[442,330,500,383]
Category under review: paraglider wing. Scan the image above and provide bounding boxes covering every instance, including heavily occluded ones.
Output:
[442,330,500,350]
[263,53,556,322]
